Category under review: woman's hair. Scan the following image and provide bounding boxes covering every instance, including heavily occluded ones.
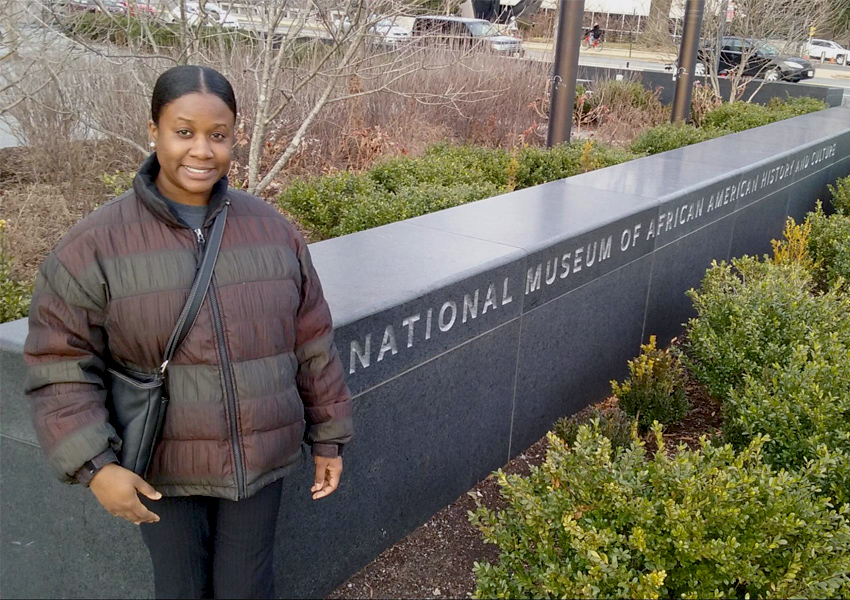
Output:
[151,65,237,124]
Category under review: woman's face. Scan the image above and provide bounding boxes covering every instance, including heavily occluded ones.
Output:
[148,92,235,206]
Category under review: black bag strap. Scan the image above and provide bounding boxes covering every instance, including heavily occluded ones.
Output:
[159,203,228,374]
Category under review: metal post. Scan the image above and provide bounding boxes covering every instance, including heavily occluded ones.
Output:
[546,0,585,147]
[671,0,705,123]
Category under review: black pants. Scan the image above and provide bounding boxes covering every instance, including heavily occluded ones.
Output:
[139,479,283,599]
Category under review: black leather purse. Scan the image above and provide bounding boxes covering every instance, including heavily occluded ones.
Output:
[106,205,228,478]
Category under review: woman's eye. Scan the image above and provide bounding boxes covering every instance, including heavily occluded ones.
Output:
[177,129,192,137]
[211,133,225,141]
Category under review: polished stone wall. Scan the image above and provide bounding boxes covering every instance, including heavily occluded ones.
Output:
[2,107,849,598]
[572,64,846,108]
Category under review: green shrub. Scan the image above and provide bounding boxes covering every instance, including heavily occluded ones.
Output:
[280,141,637,239]
[702,101,777,132]
[611,335,689,431]
[0,220,31,323]
[515,142,637,188]
[683,257,847,399]
[553,406,635,451]
[68,13,179,48]
[628,122,727,155]
[66,12,248,51]
[334,181,500,237]
[724,338,850,504]
[828,175,850,214]
[278,171,379,239]
[766,96,829,119]
[368,144,511,192]
[807,203,850,289]
[471,425,850,600]
[700,97,826,133]
[101,170,135,197]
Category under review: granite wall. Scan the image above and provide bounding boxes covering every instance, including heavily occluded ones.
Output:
[572,64,846,108]
[2,107,850,599]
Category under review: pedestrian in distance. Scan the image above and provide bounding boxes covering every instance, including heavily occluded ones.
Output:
[24,64,354,600]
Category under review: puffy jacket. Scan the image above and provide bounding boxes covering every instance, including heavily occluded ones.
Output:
[24,154,353,500]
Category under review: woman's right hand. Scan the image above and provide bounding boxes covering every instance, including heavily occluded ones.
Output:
[89,463,162,525]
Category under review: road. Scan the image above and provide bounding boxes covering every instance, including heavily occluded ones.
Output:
[525,47,850,94]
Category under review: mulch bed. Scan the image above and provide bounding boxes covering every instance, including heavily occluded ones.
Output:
[328,351,723,600]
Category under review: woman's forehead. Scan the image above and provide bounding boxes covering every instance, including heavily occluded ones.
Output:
[160,92,235,124]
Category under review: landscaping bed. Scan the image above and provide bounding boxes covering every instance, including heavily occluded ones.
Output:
[328,364,723,600]
[328,177,850,599]
[0,90,829,323]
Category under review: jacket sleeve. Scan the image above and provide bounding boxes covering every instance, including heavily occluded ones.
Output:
[24,252,121,483]
[293,235,353,458]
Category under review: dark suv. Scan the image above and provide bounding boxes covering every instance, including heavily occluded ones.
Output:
[696,37,814,82]
[411,16,524,57]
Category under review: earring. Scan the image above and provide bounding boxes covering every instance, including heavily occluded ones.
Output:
[149,141,156,148]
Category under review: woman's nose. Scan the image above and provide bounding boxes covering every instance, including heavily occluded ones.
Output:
[190,137,214,159]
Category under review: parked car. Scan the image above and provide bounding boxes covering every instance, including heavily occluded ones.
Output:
[411,16,524,57]
[372,18,411,46]
[806,39,848,65]
[163,2,239,28]
[696,37,815,82]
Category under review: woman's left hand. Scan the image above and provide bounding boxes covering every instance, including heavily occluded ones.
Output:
[311,456,343,500]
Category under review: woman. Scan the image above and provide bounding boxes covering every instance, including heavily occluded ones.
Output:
[24,65,353,599]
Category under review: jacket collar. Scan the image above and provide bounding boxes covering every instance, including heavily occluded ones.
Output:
[133,153,229,229]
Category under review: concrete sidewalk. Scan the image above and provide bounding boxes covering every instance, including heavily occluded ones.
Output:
[524,41,676,63]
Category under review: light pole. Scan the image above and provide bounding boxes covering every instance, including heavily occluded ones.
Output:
[671,0,705,123]
[546,0,585,147]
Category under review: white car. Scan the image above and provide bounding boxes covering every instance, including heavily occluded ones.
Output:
[374,19,411,46]
[165,2,239,28]
[807,39,848,65]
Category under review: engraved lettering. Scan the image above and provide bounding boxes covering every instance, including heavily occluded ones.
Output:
[573,247,584,273]
[545,258,557,285]
[526,264,542,294]
[560,252,572,278]
[585,241,597,267]
[377,325,397,362]
[482,283,498,314]
[599,235,613,261]
[349,334,371,374]
[402,314,420,348]
[439,301,457,332]
[502,277,513,305]
[462,289,480,323]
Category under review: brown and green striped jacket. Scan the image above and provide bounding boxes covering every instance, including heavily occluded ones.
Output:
[24,155,353,499]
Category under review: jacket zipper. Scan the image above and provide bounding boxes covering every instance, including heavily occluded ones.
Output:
[194,227,247,499]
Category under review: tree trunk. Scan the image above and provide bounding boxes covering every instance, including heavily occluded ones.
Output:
[644,0,674,46]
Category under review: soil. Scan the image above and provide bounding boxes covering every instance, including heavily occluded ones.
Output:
[327,353,723,600]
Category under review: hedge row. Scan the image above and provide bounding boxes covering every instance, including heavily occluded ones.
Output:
[471,176,850,599]
[629,96,827,155]
[281,96,828,240]
[279,142,638,239]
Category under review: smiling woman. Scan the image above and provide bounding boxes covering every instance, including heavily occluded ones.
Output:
[23,65,353,599]
[148,67,236,207]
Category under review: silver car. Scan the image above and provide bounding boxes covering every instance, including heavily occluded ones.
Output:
[411,16,524,57]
